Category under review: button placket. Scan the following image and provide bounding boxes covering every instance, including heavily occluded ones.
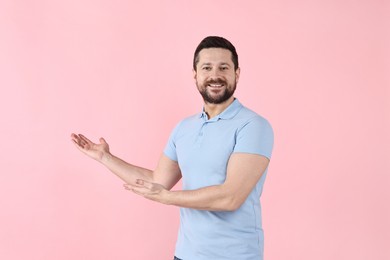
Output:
[195,121,207,147]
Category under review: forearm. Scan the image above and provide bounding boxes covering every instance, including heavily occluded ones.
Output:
[128,154,268,211]
[164,184,239,211]
[100,152,154,185]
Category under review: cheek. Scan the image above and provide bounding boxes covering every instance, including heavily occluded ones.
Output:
[196,75,206,83]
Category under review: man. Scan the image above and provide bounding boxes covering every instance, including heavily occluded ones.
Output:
[71,36,274,260]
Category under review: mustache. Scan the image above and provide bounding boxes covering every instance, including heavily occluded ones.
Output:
[206,79,227,85]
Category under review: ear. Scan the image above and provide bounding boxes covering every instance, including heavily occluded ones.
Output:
[192,69,197,81]
[235,67,241,84]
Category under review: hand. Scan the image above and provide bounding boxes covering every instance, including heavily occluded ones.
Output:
[71,133,110,162]
[124,179,169,204]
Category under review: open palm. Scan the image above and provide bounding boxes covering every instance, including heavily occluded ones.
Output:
[71,133,110,161]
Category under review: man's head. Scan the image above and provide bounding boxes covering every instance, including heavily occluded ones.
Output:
[193,36,239,71]
[193,36,240,104]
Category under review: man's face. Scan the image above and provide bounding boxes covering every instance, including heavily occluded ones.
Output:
[194,48,240,104]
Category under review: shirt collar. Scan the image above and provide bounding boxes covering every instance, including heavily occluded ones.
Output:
[199,98,243,121]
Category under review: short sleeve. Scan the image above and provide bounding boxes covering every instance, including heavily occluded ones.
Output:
[163,121,182,162]
[233,116,274,159]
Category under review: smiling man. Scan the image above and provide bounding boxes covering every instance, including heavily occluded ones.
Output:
[71,36,274,260]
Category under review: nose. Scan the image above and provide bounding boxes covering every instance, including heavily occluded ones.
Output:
[209,68,222,79]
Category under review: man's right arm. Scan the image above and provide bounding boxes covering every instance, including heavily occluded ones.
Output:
[71,133,182,190]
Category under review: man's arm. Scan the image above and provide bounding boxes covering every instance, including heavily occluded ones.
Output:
[127,153,269,211]
[71,133,182,190]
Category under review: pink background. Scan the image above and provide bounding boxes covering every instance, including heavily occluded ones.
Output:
[1,1,389,259]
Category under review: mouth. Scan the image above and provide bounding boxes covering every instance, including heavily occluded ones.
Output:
[207,83,224,89]
[206,79,226,89]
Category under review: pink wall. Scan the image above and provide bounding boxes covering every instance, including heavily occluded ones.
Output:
[1,1,388,259]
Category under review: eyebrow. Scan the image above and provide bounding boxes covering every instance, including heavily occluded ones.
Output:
[200,62,231,67]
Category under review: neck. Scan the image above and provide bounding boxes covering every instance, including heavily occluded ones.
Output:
[204,96,235,119]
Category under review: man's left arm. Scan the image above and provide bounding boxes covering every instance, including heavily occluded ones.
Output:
[125,152,269,211]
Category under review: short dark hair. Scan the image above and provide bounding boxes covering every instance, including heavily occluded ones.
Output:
[193,36,239,71]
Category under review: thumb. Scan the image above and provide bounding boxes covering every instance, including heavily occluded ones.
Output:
[99,137,108,145]
[136,179,153,189]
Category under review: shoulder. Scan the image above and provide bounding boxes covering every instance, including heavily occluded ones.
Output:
[169,113,201,137]
[176,113,201,128]
[233,105,274,158]
[235,105,273,132]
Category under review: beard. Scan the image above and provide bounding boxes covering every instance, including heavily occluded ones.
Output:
[197,78,236,104]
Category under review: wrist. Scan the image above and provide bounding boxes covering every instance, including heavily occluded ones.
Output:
[161,189,173,205]
[100,151,113,164]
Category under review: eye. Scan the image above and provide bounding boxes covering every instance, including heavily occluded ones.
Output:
[220,66,229,71]
[202,66,212,71]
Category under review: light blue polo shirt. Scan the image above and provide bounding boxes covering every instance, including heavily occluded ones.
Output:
[164,98,274,260]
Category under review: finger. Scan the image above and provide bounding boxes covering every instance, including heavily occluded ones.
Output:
[70,133,85,146]
[71,134,83,146]
[71,139,80,147]
[71,134,93,151]
[72,139,88,152]
[136,179,154,189]
[123,183,139,188]
[71,133,81,143]
[124,183,146,192]
[79,134,94,145]
[135,179,144,185]
[123,184,133,190]
[131,188,144,196]
[76,137,89,148]
[130,186,150,196]
[74,136,91,149]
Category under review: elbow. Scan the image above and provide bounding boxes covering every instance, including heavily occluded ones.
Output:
[221,196,244,211]
[210,186,246,211]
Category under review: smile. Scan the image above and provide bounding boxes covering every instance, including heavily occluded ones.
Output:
[208,84,224,88]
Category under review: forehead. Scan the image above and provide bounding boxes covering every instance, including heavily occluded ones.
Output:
[197,48,233,65]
